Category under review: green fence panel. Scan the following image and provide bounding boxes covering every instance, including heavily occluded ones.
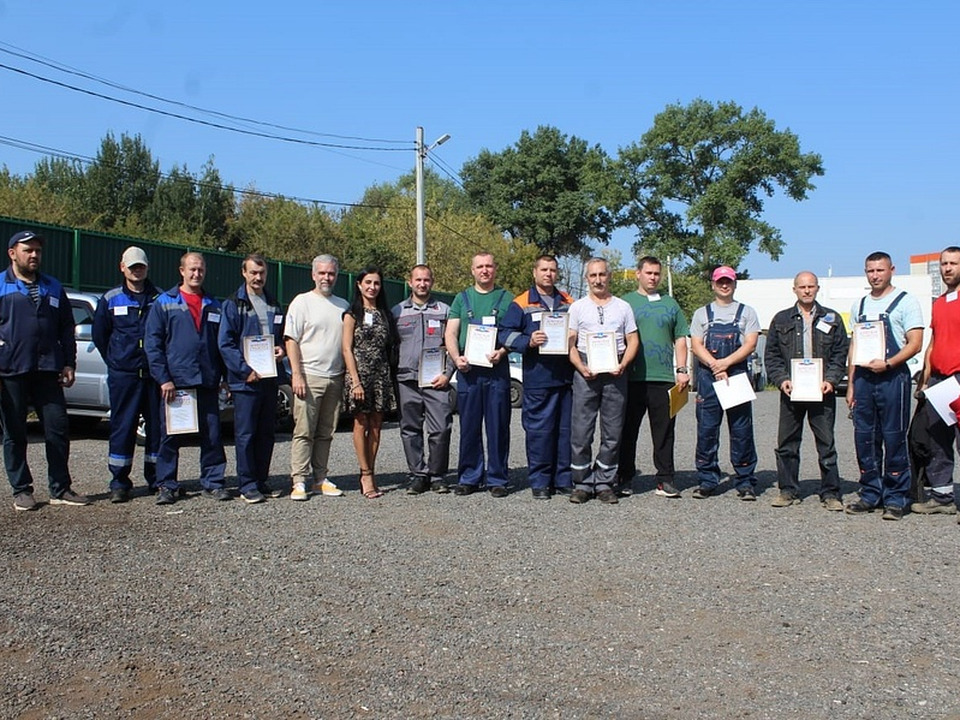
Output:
[0,215,431,308]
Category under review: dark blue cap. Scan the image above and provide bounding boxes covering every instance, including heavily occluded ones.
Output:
[8,231,44,249]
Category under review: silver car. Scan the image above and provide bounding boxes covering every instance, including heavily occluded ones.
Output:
[64,291,294,435]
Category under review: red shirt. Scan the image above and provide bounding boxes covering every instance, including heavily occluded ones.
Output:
[930,291,960,376]
[181,289,203,331]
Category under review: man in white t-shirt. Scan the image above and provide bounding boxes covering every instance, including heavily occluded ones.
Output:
[284,254,350,500]
[689,266,761,500]
[844,251,923,520]
[566,258,639,504]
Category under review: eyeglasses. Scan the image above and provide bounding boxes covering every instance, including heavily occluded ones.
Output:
[597,305,605,325]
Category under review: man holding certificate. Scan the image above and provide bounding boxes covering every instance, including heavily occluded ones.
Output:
[145,252,228,505]
[567,258,639,504]
[845,252,924,520]
[500,255,575,499]
[218,254,286,504]
[689,266,761,500]
[764,271,849,510]
[913,247,960,518]
[444,252,514,497]
[617,256,690,499]
[392,265,455,495]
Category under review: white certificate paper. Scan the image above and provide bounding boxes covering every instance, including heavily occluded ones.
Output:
[790,358,823,402]
[242,335,277,378]
[852,322,885,366]
[712,372,757,410]
[586,332,619,374]
[464,324,497,367]
[165,388,199,435]
[922,376,960,426]
[540,313,569,355]
[419,347,446,387]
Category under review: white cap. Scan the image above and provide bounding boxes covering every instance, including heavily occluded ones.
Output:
[121,246,149,267]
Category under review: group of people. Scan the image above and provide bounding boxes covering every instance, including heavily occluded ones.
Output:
[3,227,959,523]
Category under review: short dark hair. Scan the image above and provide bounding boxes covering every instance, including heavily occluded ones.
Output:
[534,254,558,267]
[865,251,892,264]
[243,253,267,271]
[410,264,433,278]
[638,255,661,270]
[941,246,960,257]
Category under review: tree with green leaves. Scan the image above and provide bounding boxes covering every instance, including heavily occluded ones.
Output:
[461,125,617,258]
[84,132,161,231]
[616,99,824,277]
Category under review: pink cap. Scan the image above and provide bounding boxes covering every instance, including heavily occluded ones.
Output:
[711,266,737,282]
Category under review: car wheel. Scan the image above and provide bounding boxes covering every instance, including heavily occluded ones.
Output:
[136,416,146,446]
[510,379,522,408]
[276,385,294,432]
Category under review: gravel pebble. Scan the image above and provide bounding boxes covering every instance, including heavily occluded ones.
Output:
[1,391,958,718]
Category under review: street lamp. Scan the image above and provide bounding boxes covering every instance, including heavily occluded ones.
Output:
[415,126,451,265]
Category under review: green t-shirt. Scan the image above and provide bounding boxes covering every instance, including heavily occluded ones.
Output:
[449,286,512,350]
[621,290,690,382]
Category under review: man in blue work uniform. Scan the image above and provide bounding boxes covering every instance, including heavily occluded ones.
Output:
[845,251,923,520]
[218,253,286,504]
[1,230,90,511]
[689,266,761,500]
[145,251,228,505]
[500,255,575,499]
[93,246,161,503]
[444,252,513,497]
[392,264,454,495]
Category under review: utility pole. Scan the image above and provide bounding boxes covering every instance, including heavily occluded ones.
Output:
[415,127,451,265]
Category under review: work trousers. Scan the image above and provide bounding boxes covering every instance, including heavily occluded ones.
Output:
[232,381,278,495]
[774,392,841,499]
[156,386,226,491]
[522,384,572,491]
[0,372,72,497]
[455,370,510,487]
[571,371,626,492]
[919,376,959,504]
[290,373,343,483]
[107,371,160,491]
[695,370,757,490]
[852,369,911,509]
[397,380,452,483]
[618,380,676,485]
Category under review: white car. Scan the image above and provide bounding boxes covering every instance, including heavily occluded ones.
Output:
[449,352,524,411]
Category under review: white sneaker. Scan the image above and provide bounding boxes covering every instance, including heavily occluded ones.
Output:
[317,479,344,497]
[290,482,308,501]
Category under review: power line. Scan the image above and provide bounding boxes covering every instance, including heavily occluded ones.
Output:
[0,42,408,146]
[428,152,466,189]
[0,134,408,211]
[0,62,414,153]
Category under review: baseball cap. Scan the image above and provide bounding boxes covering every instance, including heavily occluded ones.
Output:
[121,246,149,267]
[8,231,44,249]
[711,266,737,282]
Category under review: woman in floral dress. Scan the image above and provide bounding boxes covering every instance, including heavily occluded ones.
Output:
[342,266,398,498]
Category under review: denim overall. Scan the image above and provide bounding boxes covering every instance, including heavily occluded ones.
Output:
[852,292,912,509]
[695,303,758,490]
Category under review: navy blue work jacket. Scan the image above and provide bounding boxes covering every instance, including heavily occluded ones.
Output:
[92,280,161,374]
[218,283,287,391]
[144,286,224,389]
[0,267,76,377]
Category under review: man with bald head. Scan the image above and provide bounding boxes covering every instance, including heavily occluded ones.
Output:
[764,271,849,509]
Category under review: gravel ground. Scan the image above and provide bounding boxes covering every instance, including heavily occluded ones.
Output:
[3,390,960,719]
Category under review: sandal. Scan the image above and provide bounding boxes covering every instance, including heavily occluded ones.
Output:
[360,469,383,499]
